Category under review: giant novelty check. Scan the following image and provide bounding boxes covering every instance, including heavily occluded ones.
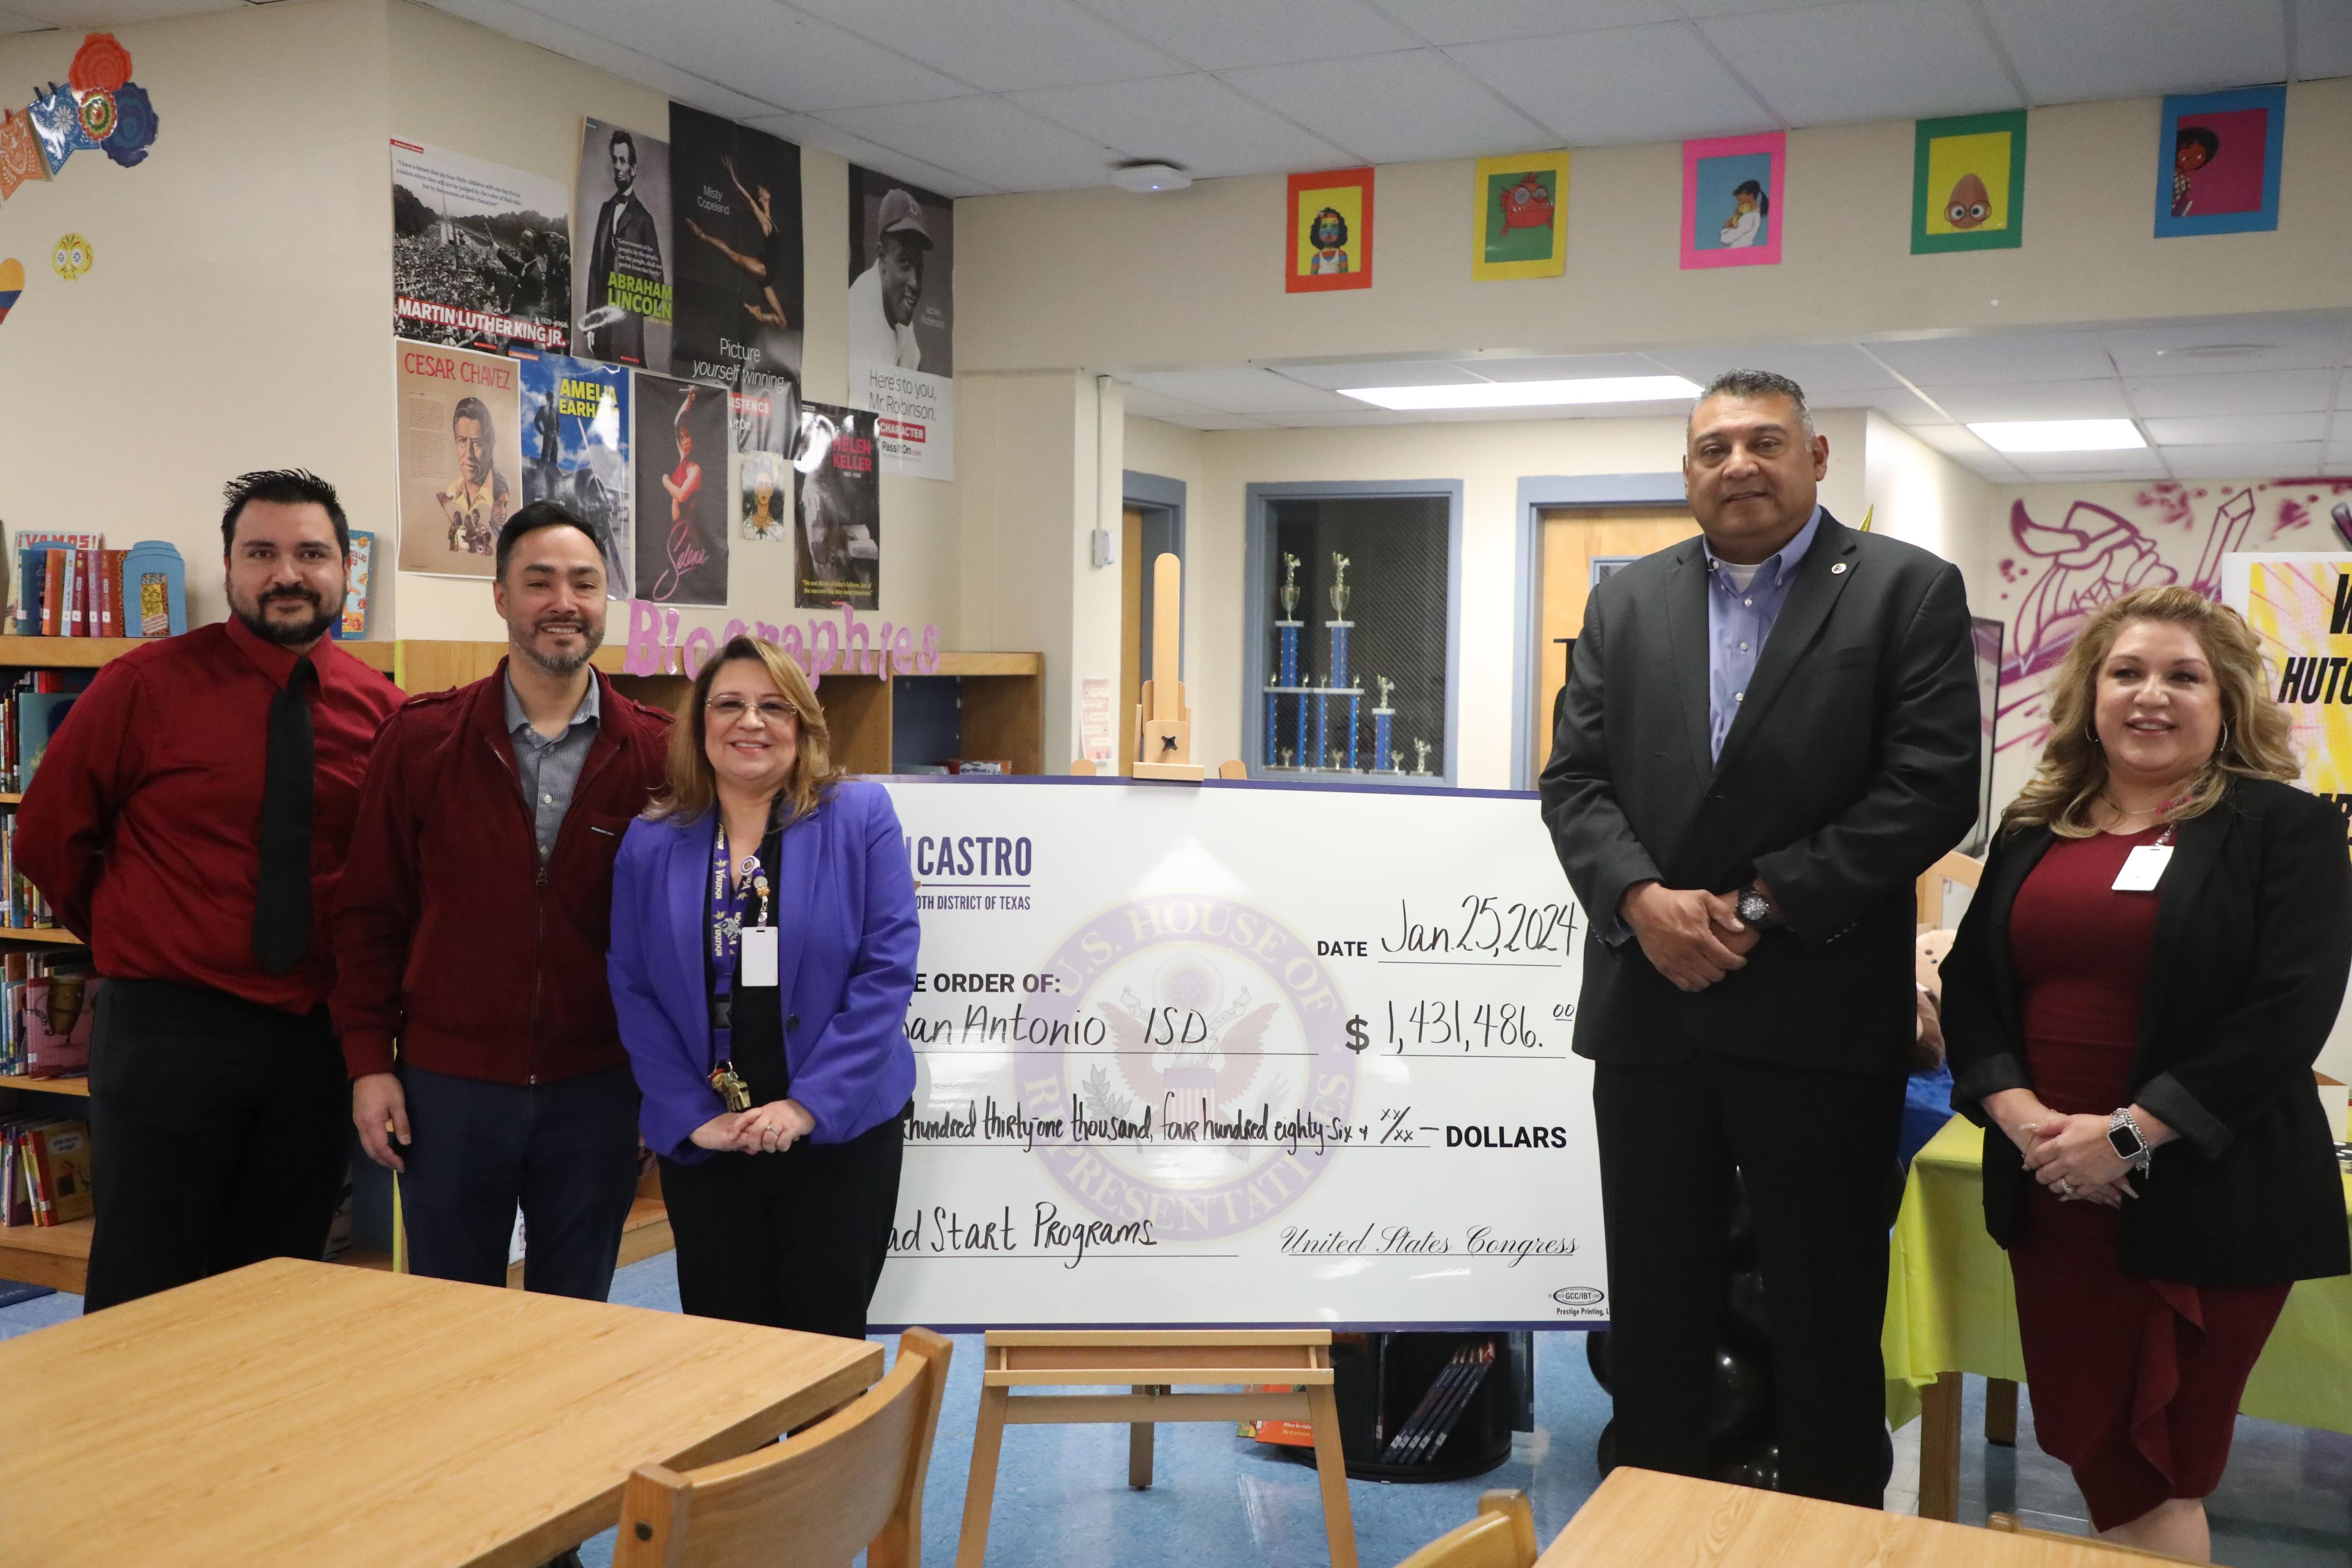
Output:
[868,778,1606,1329]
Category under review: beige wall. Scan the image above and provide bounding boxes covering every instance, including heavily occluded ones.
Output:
[966,82,2352,376]
[0,0,393,632]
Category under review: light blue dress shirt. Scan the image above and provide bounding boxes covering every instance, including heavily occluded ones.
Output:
[1703,505,1822,761]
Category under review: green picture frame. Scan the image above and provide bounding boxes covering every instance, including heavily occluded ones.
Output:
[1910,110,2027,254]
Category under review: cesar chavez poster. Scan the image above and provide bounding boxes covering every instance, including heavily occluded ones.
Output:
[848,165,953,480]
[573,117,672,369]
[394,340,521,579]
[517,353,633,599]
[670,104,803,423]
[391,139,572,353]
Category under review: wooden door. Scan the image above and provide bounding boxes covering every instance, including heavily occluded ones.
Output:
[1534,507,1700,784]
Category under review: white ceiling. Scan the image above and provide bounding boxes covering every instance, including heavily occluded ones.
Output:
[1119,312,2352,484]
[6,0,2346,198]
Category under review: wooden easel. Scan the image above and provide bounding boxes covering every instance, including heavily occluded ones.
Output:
[1132,552,1205,782]
[955,1329,1359,1568]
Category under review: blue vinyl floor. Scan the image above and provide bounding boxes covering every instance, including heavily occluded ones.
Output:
[4,1255,2347,1565]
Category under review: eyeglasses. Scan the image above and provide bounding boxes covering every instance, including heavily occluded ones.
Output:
[705,697,799,724]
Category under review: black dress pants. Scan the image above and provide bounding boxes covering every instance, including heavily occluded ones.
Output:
[83,979,349,1313]
[1593,1051,1905,1507]
[659,1106,905,1339]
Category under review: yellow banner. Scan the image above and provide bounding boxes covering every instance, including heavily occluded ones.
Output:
[2235,556,2352,838]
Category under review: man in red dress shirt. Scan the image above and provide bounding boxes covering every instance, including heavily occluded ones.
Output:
[17,470,405,1311]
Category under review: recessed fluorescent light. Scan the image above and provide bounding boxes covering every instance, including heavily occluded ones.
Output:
[2154,344,2270,361]
[1338,375,1703,411]
[1966,419,2147,453]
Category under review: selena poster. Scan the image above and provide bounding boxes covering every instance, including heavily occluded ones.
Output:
[848,164,954,480]
[573,117,673,369]
[794,401,879,611]
[670,104,803,411]
[391,139,572,353]
[394,340,522,579]
[633,372,729,607]
[517,353,633,599]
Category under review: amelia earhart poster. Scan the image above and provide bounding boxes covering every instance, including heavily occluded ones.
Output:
[394,340,522,579]
[573,117,673,370]
[517,352,633,599]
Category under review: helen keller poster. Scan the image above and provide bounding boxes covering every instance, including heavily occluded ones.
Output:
[848,165,953,481]
[517,353,634,599]
[670,104,803,414]
[794,401,879,610]
[634,371,729,607]
[573,117,672,369]
[391,139,572,353]
[395,340,522,579]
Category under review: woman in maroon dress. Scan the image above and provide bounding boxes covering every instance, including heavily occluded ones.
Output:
[1944,585,2350,1560]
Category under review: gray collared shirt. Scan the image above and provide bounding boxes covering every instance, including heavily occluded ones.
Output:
[503,673,600,864]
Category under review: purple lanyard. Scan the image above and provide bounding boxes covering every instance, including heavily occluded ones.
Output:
[707,821,772,1074]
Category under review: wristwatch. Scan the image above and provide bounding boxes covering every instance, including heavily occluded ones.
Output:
[1734,886,1780,930]
[2107,1108,2153,1174]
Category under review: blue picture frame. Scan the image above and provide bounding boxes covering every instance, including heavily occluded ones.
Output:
[2154,85,2285,239]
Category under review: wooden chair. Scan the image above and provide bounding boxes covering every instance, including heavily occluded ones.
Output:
[1915,849,1983,930]
[957,1329,1357,1568]
[614,1327,952,1568]
[1394,1490,1538,1568]
[1985,1514,2200,1561]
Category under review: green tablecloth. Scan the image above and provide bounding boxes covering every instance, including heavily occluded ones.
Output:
[1883,1112,2352,1433]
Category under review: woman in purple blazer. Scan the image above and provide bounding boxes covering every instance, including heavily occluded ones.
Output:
[608,635,917,1338]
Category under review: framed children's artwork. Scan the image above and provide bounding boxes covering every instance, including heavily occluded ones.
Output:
[2155,85,2284,238]
[1911,110,2027,254]
[1682,132,1783,269]
[1471,151,1569,280]
[1286,166,1373,293]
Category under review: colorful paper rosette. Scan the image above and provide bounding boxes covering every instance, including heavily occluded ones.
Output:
[68,32,132,96]
[102,81,157,169]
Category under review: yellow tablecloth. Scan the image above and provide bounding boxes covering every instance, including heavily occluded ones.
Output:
[1883,1112,2352,1433]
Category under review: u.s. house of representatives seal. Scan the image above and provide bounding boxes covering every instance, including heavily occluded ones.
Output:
[1007,894,1360,1243]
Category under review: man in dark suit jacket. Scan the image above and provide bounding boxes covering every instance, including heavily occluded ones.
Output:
[584,127,661,366]
[1540,369,1981,1505]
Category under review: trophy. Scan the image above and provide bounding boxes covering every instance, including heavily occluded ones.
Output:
[1370,675,1396,773]
[1322,553,1356,769]
[1412,739,1432,776]
[1278,746,1294,769]
[1271,552,1304,771]
[1390,748,1405,774]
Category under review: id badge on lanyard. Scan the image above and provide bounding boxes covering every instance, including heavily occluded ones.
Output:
[2112,824,2176,892]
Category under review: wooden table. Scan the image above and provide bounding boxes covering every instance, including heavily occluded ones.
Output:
[0,1257,883,1567]
[1541,1468,2171,1565]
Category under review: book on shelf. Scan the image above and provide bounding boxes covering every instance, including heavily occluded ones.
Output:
[25,1119,91,1224]
[11,531,103,639]
[0,954,93,1076]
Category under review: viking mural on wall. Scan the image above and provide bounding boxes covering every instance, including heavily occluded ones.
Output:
[1985,478,2352,797]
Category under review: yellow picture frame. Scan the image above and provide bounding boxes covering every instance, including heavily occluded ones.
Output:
[1471,151,1569,281]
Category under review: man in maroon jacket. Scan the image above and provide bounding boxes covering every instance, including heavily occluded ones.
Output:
[335,501,670,1299]
[18,470,406,1310]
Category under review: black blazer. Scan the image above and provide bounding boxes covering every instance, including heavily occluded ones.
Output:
[1943,777,2352,1287]
[1539,511,1981,1075]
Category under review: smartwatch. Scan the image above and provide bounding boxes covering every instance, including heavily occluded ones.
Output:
[1735,886,1779,931]
[2106,1108,2152,1173]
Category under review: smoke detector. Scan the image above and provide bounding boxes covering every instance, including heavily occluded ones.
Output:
[1111,160,1191,193]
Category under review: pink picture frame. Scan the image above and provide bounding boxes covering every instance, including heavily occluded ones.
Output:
[1681,131,1784,270]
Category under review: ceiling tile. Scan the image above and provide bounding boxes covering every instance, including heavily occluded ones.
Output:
[2122,369,2336,418]
[2298,0,2352,79]
[1902,423,1997,457]
[1447,23,1770,145]
[1009,73,1353,178]
[1930,380,2133,421]
[1675,0,1850,17]
[1815,384,1946,421]
[432,0,785,120]
[2097,314,2350,377]
[1217,48,1551,163]
[2001,450,2171,479]
[2146,412,2330,445]
[0,9,51,32]
[1365,0,1681,46]
[1124,387,1271,429]
[503,0,967,113]
[1976,0,2287,102]
[1648,344,1902,394]
[11,0,229,20]
[2162,442,2325,478]
[1271,361,1490,390]
[820,95,1125,191]
[1696,1,2024,127]
[1459,352,1684,381]
[1128,368,1363,415]
[1865,333,2113,386]
[1077,0,1419,69]
[742,113,993,195]
[787,0,1184,93]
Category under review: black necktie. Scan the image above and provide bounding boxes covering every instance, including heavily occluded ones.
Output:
[252,659,317,976]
